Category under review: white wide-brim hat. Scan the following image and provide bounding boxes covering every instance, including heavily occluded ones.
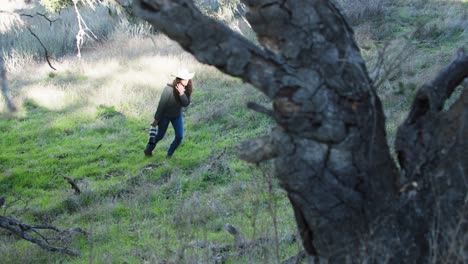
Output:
[173,68,195,80]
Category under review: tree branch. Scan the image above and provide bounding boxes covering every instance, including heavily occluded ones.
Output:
[395,48,468,177]
[17,12,60,26]
[405,48,468,124]
[63,176,81,194]
[19,13,33,18]
[73,1,98,59]
[0,215,85,256]
[132,0,288,98]
[34,12,60,26]
[241,0,353,64]
[26,27,57,70]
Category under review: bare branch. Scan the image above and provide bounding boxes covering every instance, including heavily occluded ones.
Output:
[370,40,414,90]
[26,27,57,70]
[35,12,60,26]
[0,10,59,26]
[73,1,98,58]
[63,176,81,194]
[18,12,60,25]
[0,214,84,256]
[19,13,33,18]
[0,55,16,112]
[0,11,61,71]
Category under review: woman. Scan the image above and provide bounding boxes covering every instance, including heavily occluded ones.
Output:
[144,68,194,158]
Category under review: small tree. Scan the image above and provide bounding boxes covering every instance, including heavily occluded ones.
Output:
[132,0,467,262]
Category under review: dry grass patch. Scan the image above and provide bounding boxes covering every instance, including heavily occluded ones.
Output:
[2,32,219,117]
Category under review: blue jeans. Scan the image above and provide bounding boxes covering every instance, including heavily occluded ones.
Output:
[146,115,184,156]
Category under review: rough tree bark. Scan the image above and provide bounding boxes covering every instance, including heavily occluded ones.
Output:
[132,0,467,262]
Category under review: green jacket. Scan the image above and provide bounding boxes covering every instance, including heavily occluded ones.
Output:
[154,85,190,121]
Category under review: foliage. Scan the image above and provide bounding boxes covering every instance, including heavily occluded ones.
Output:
[40,0,103,13]
[40,0,74,13]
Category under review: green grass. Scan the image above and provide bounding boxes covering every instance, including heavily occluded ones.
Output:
[0,94,297,262]
[0,58,295,263]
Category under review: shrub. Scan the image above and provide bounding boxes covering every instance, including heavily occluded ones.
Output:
[96,105,122,119]
[40,0,73,13]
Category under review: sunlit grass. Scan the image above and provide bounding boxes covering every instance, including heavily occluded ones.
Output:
[3,32,213,118]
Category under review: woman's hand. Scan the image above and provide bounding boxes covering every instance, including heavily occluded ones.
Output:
[175,83,186,95]
[151,120,158,126]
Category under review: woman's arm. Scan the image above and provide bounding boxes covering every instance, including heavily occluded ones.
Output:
[179,94,190,107]
[154,87,170,121]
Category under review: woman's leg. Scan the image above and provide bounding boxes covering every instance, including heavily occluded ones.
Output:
[145,117,170,153]
[167,115,184,157]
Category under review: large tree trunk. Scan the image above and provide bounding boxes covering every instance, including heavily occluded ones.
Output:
[132,0,468,262]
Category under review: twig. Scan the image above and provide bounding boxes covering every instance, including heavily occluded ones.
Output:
[0,10,59,26]
[63,176,81,194]
[371,40,413,90]
[19,13,33,18]
[247,102,274,117]
[0,215,84,256]
[1,194,32,215]
[19,12,59,26]
[34,12,60,26]
[0,55,16,112]
[25,27,57,70]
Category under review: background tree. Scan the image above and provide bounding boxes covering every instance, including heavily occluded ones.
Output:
[0,55,16,112]
[132,0,467,263]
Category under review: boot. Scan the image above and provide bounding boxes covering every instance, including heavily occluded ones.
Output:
[144,149,153,157]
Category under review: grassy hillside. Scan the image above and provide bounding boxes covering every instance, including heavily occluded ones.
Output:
[0,0,467,263]
[1,31,298,263]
